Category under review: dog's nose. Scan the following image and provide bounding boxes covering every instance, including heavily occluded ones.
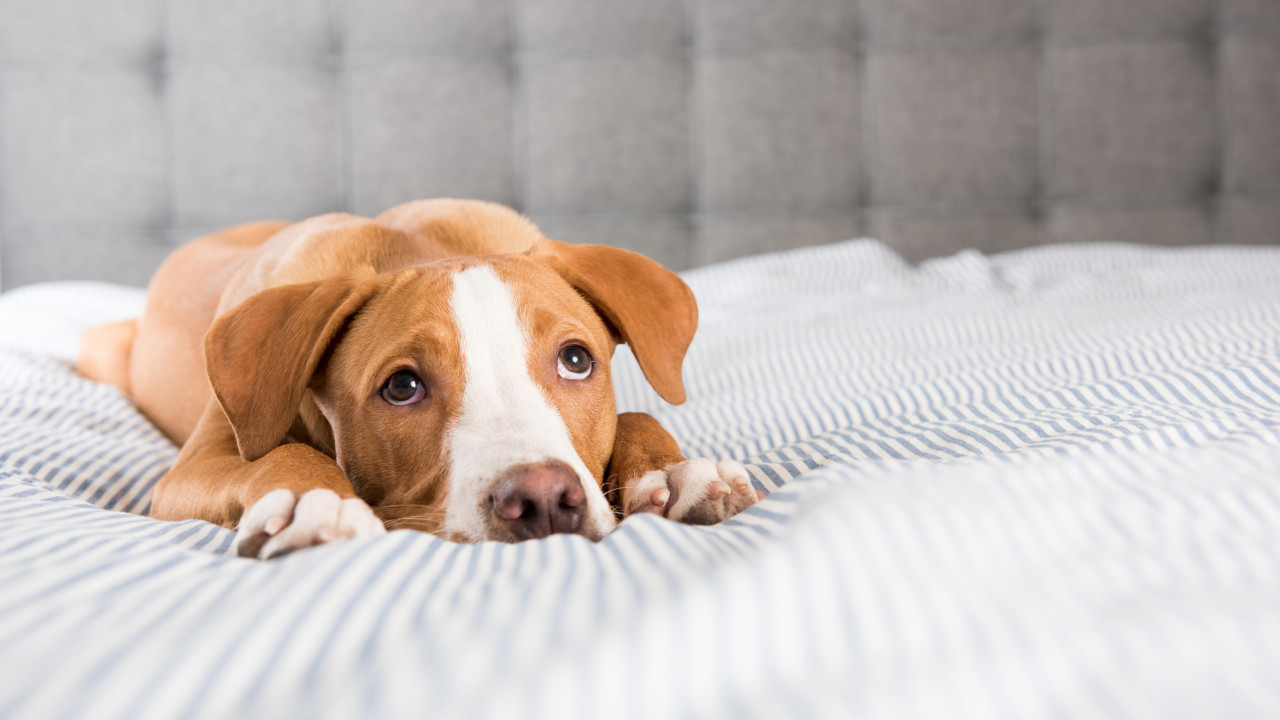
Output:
[490,462,585,540]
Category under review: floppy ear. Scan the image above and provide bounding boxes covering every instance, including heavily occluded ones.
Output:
[204,277,382,461]
[531,239,697,405]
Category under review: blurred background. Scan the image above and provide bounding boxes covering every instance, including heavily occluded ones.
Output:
[0,0,1276,289]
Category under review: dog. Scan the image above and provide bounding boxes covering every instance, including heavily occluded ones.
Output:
[77,199,760,558]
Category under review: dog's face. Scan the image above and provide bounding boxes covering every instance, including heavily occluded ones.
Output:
[318,257,621,541]
[204,240,696,543]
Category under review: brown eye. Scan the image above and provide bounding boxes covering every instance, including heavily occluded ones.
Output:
[381,370,425,405]
[557,344,593,380]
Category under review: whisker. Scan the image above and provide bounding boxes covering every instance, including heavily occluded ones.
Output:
[384,510,446,521]
[384,512,447,530]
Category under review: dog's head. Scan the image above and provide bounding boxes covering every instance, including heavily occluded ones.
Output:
[203,239,696,542]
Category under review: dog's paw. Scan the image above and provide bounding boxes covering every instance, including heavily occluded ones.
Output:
[235,488,386,559]
[625,458,761,525]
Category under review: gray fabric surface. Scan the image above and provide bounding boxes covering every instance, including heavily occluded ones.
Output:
[0,0,1277,287]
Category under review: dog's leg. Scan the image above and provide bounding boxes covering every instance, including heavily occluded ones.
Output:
[606,412,760,525]
[76,319,138,395]
[152,402,384,558]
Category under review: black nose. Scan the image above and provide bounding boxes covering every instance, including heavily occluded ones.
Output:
[490,462,585,541]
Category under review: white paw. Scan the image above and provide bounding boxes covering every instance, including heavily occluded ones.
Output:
[625,458,761,525]
[235,488,386,559]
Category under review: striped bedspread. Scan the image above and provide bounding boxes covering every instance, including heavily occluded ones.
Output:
[2,240,1279,719]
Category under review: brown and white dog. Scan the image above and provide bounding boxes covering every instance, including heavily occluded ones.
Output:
[77,199,759,558]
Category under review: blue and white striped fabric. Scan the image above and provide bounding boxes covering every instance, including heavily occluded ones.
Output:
[2,240,1280,719]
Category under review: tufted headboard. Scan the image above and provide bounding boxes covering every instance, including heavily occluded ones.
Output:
[0,0,1277,288]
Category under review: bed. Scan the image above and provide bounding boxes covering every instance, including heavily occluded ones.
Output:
[2,238,1279,718]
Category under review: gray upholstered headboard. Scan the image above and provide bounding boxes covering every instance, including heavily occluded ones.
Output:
[1,0,1277,288]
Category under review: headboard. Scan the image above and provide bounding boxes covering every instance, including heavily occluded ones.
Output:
[1,0,1277,288]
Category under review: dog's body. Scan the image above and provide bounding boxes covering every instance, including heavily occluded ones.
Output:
[78,199,758,557]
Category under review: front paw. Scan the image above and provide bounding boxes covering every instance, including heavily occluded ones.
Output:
[235,488,386,559]
[625,458,761,525]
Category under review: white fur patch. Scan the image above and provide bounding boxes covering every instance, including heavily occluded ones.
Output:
[235,488,386,560]
[622,458,758,523]
[444,265,617,541]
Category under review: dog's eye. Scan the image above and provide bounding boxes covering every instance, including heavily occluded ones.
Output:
[557,344,593,380]
[381,370,426,405]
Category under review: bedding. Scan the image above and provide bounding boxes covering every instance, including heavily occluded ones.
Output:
[2,239,1279,719]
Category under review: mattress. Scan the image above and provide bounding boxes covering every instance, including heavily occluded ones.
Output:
[2,239,1279,719]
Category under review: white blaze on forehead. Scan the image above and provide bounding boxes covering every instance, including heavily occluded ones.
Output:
[444,264,616,541]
